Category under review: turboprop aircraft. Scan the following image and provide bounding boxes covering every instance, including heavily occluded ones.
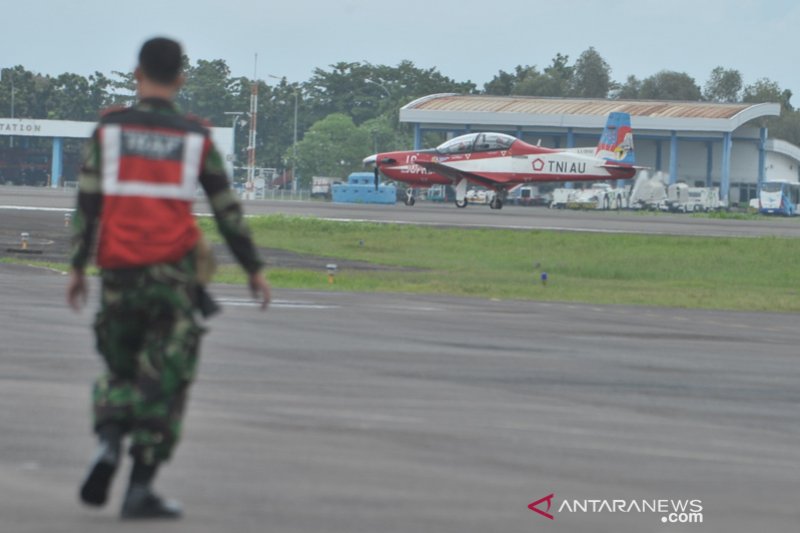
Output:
[363,112,637,209]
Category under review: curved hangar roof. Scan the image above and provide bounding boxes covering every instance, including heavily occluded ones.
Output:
[399,94,781,133]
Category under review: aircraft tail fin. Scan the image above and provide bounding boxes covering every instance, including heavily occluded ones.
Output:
[595,112,635,165]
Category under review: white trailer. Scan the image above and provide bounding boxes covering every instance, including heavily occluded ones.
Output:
[311,176,340,199]
[568,183,629,210]
[549,188,578,209]
[662,183,724,212]
[685,187,724,212]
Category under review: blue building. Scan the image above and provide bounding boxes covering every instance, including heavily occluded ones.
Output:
[0,117,233,187]
[332,172,396,204]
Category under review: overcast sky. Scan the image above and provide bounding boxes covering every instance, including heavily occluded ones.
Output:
[3,0,799,101]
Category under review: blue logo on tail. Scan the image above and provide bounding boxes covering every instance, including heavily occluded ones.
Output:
[596,112,634,165]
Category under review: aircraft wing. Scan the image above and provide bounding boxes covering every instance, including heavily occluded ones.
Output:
[415,160,500,189]
[601,162,649,171]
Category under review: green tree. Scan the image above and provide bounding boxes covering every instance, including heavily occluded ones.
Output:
[0,66,52,119]
[770,110,800,145]
[178,58,235,125]
[703,67,742,103]
[639,70,702,101]
[359,114,412,154]
[46,72,112,120]
[743,78,793,112]
[292,113,370,187]
[87,72,113,115]
[570,47,611,98]
[107,70,137,106]
[305,60,475,128]
[510,54,573,97]
[261,77,306,173]
[483,68,520,95]
[305,62,382,126]
[740,78,794,143]
[612,75,642,99]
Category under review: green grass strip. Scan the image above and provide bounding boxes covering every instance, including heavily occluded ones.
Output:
[196,215,800,312]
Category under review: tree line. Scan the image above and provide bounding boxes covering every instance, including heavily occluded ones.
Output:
[1,47,798,187]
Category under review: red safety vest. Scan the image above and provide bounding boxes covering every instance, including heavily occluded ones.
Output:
[96,123,208,268]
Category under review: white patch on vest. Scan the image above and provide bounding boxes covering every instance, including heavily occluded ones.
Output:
[122,130,184,159]
[101,125,202,201]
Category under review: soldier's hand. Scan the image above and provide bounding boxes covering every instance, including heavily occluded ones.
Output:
[248,271,271,311]
[67,269,88,311]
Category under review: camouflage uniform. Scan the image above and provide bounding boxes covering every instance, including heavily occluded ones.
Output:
[71,98,262,466]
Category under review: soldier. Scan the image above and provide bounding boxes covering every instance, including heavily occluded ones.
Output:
[66,37,270,519]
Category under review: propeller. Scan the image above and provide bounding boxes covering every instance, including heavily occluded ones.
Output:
[362,154,381,190]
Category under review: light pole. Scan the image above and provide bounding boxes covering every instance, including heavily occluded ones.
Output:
[268,75,301,192]
[223,111,244,180]
[246,80,258,198]
[291,88,299,192]
[2,68,15,147]
[365,78,391,99]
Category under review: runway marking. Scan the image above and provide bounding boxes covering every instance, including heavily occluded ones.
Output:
[0,205,73,212]
[216,298,338,310]
[378,305,442,312]
[0,238,55,245]
[18,462,40,471]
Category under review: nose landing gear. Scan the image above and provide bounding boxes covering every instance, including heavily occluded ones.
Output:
[404,188,416,206]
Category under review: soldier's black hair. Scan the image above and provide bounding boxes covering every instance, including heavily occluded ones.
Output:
[138,37,182,85]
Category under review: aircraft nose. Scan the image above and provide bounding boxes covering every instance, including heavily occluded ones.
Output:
[363,154,377,167]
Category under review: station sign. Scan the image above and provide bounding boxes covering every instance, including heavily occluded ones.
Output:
[0,118,95,138]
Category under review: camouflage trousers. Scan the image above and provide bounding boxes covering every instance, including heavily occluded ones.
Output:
[92,255,205,465]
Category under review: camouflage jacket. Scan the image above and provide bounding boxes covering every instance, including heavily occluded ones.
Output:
[70,98,263,275]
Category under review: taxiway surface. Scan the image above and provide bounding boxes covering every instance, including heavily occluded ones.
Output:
[3,185,800,238]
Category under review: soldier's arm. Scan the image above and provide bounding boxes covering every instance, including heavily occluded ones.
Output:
[198,140,264,274]
[70,131,103,272]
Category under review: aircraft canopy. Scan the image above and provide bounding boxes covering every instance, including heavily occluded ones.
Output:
[436,132,516,155]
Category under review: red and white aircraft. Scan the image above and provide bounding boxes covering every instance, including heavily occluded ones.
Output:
[363,112,637,209]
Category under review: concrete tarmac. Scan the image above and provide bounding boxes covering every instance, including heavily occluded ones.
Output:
[2,264,800,532]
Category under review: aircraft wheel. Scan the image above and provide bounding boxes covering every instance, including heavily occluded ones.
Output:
[488,196,499,210]
[455,199,468,208]
[405,196,416,206]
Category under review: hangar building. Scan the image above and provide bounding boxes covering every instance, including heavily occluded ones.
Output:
[399,95,794,205]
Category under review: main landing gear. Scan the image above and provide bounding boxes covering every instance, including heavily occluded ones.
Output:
[489,195,504,210]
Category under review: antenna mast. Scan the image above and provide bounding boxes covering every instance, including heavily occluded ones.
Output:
[246,53,258,197]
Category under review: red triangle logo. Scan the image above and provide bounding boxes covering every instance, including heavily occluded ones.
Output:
[528,493,555,520]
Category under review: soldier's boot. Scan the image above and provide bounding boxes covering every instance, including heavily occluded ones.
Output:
[79,424,123,506]
[120,485,183,519]
[120,461,182,520]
